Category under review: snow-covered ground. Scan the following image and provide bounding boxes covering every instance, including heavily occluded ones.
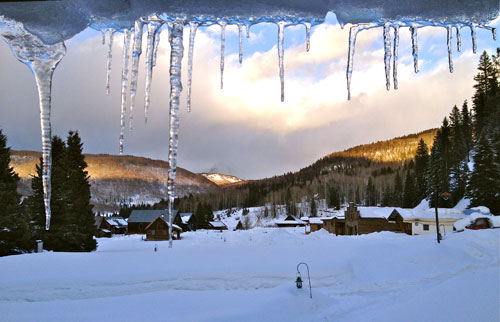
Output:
[0,228,499,322]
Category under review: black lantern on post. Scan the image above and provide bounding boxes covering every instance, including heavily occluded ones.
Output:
[295,262,312,298]
[295,274,303,288]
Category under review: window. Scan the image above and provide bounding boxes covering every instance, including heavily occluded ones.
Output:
[415,222,419,226]
[423,224,429,231]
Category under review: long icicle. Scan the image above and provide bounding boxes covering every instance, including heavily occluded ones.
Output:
[456,25,462,52]
[277,21,285,102]
[470,24,477,54]
[346,25,359,101]
[144,19,162,123]
[119,29,131,154]
[106,29,115,95]
[447,25,454,73]
[101,30,106,45]
[411,26,419,73]
[245,23,251,38]
[383,23,392,91]
[238,22,243,64]
[393,25,399,90]
[129,20,144,130]
[167,20,185,249]
[187,22,198,112]
[220,21,227,89]
[493,28,497,41]
[1,22,66,230]
[152,24,162,68]
[304,22,311,52]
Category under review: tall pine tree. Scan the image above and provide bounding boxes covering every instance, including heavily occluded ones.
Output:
[0,130,31,256]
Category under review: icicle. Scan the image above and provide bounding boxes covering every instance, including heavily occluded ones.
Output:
[470,24,477,54]
[129,20,144,130]
[346,25,359,101]
[101,30,106,45]
[238,23,243,64]
[220,21,227,89]
[187,22,198,112]
[105,29,115,95]
[277,21,285,102]
[492,28,497,41]
[304,22,311,52]
[393,25,399,90]
[119,29,131,154]
[245,23,251,38]
[152,25,162,68]
[144,19,162,123]
[410,26,419,73]
[383,23,392,91]
[447,25,454,73]
[456,25,462,52]
[167,20,185,249]
[1,21,66,230]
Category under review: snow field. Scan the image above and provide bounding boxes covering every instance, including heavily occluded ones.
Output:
[0,228,498,322]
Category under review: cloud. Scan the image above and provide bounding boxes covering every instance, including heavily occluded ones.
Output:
[0,21,495,179]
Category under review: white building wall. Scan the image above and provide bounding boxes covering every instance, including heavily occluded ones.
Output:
[411,221,455,236]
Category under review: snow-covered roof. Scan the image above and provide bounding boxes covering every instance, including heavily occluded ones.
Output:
[209,221,227,228]
[309,218,324,225]
[128,210,178,223]
[180,213,193,224]
[358,206,467,220]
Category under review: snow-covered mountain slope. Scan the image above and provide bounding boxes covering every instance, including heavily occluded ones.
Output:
[0,229,498,321]
[201,173,244,186]
[10,150,220,213]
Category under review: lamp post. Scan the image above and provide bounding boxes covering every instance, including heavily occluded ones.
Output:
[434,191,451,244]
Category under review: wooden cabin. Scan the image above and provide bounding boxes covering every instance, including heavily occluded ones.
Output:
[208,221,228,231]
[94,216,127,237]
[128,209,180,234]
[321,217,345,235]
[345,203,406,235]
[276,215,306,228]
[179,213,197,231]
[145,216,183,241]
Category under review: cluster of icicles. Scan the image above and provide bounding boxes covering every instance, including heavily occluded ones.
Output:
[102,15,323,157]
[346,21,497,100]
[3,14,497,245]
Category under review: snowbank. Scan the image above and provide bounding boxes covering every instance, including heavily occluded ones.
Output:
[0,229,498,322]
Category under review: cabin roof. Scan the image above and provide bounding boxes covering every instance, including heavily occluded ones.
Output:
[209,221,227,228]
[128,209,179,223]
[145,216,182,232]
[180,213,193,224]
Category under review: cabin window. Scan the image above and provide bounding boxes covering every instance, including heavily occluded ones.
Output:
[423,224,429,231]
[151,229,155,235]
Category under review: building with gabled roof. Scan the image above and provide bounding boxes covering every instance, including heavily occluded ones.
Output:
[128,209,180,234]
[145,216,182,241]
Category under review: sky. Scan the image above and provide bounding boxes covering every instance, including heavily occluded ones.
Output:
[0,13,499,180]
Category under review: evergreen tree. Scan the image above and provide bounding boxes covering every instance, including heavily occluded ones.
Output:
[0,130,31,256]
[414,139,429,202]
[402,171,417,208]
[427,119,452,208]
[468,132,499,214]
[473,51,498,136]
[65,131,96,251]
[365,176,377,206]
[310,196,317,217]
[461,101,473,161]
[393,172,403,206]
[328,186,340,210]
[28,133,96,252]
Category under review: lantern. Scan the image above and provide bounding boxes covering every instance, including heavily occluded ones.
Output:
[295,275,303,288]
